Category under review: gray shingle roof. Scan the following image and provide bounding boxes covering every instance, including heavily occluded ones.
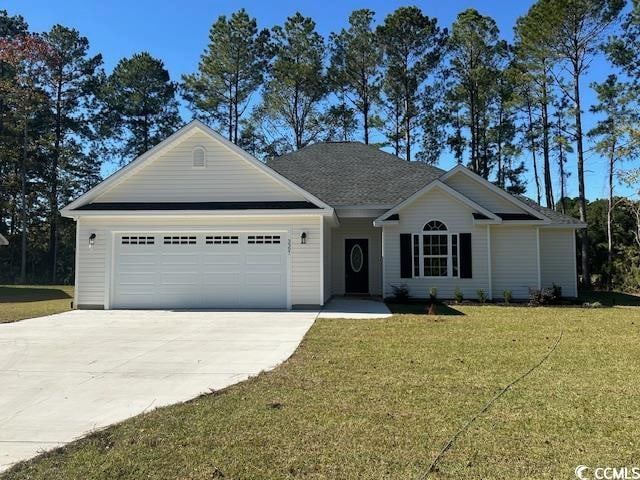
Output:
[268,141,585,227]
[268,142,444,207]
[516,195,586,226]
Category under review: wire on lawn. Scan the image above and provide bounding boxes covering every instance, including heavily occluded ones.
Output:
[419,328,564,479]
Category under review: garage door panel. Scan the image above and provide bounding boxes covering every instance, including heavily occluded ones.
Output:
[203,271,242,285]
[113,232,288,309]
[202,253,242,265]
[245,253,284,266]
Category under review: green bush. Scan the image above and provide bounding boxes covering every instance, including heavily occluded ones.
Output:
[454,287,463,304]
[429,287,438,302]
[503,289,512,305]
[476,288,486,304]
[389,284,410,302]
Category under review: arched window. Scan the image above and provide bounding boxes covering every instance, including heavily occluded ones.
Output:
[413,220,459,277]
[423,220,447,231]
[193,146,206,168]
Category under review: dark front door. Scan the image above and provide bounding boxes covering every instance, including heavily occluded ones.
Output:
[345,238,369,294]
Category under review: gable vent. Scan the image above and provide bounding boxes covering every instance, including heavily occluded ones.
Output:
[193,146,206,168]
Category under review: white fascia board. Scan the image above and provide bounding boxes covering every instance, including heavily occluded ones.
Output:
[439,165,551,222]
[373,180,501,225]
[61,209,333,220]
[539,223,587,229]
[372,220,398,227]
[62,119,332,213]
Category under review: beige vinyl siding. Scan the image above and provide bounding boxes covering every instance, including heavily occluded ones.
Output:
[444,171,525,214]
[540,228,577,297]
[96,131,304,203]
[331,218,382,296]
[75,215,322,308]
[323,217,332,302]
[491,226,539,299]
[382,188,489,300]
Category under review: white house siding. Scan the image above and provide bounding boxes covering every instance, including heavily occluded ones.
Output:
[540,228,577,297]
[444,172,526,214]
[491,226,539,299]
[382,188,489,300]
[322,217,332,303]
[95,131,304,203]
[331,217,382,296]
[75,215,322,308]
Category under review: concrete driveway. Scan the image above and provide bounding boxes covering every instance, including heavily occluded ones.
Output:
[0,309,317,471]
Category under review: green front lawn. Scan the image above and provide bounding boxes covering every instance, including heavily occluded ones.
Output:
[0,285,74,323]
[3,305,640,479]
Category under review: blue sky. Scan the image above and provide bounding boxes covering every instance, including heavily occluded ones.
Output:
[4,0,633,201]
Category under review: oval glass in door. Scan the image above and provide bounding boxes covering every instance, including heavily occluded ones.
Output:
[350,244,363,273]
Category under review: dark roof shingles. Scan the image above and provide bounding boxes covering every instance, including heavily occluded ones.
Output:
[267,142,584,227]
[268,142,444,207]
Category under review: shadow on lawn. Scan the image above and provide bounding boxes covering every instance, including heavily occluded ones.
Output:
[579,290,640,307]
[386,302,465,315]
[0,286,72,303]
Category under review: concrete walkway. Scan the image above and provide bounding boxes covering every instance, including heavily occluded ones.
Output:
[319,297,392,319]
[0,309,317,471]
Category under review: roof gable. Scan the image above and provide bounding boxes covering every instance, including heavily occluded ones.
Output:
[374,180,500,226]
[63,121,331,214]
[440,166,549,221]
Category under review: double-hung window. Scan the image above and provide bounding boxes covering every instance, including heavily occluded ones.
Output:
[413,220,459,278]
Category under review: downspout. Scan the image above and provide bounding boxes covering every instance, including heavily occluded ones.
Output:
[486,225,492,300]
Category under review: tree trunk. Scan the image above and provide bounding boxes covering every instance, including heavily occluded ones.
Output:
[526,100,541,205]
[574,72,590,288]
[19,120,28,284]
[606,139,615,291]
[50,75,63,283]
[469,90,477,173]
[362,71,369,145]
[541,94,554,209]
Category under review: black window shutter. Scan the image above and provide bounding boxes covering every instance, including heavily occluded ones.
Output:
[459,233,472,279]
[400,234,412,279]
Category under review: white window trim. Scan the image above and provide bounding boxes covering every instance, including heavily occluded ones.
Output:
[192,145,206,169]
[412,221,459,278]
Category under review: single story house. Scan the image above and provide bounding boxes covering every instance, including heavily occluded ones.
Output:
[61,120,585,310]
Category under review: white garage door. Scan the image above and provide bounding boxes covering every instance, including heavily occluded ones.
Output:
[112,232,288,309]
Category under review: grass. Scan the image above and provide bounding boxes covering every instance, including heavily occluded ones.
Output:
[3,304,640,479]
[0,285,74,323]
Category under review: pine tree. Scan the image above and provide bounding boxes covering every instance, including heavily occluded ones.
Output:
[42,25,103,282]
[378,6,446,161]
[99,52,181,163]
[540,0,625,287]
[329,9,382,145]
[446,9,507,177]
[258,13,326,151]
[182,9,271,144]
[588,75,639,289]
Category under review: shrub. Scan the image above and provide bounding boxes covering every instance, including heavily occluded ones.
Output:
[454,287,464,304]
[389,283,410,302]
[429,287,438,302]
[476,288,486,304]
[503,289,512,305]
[528,285,562,306]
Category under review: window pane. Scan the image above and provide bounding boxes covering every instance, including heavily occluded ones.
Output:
[413,235,420,276]
[452,234,458,276]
